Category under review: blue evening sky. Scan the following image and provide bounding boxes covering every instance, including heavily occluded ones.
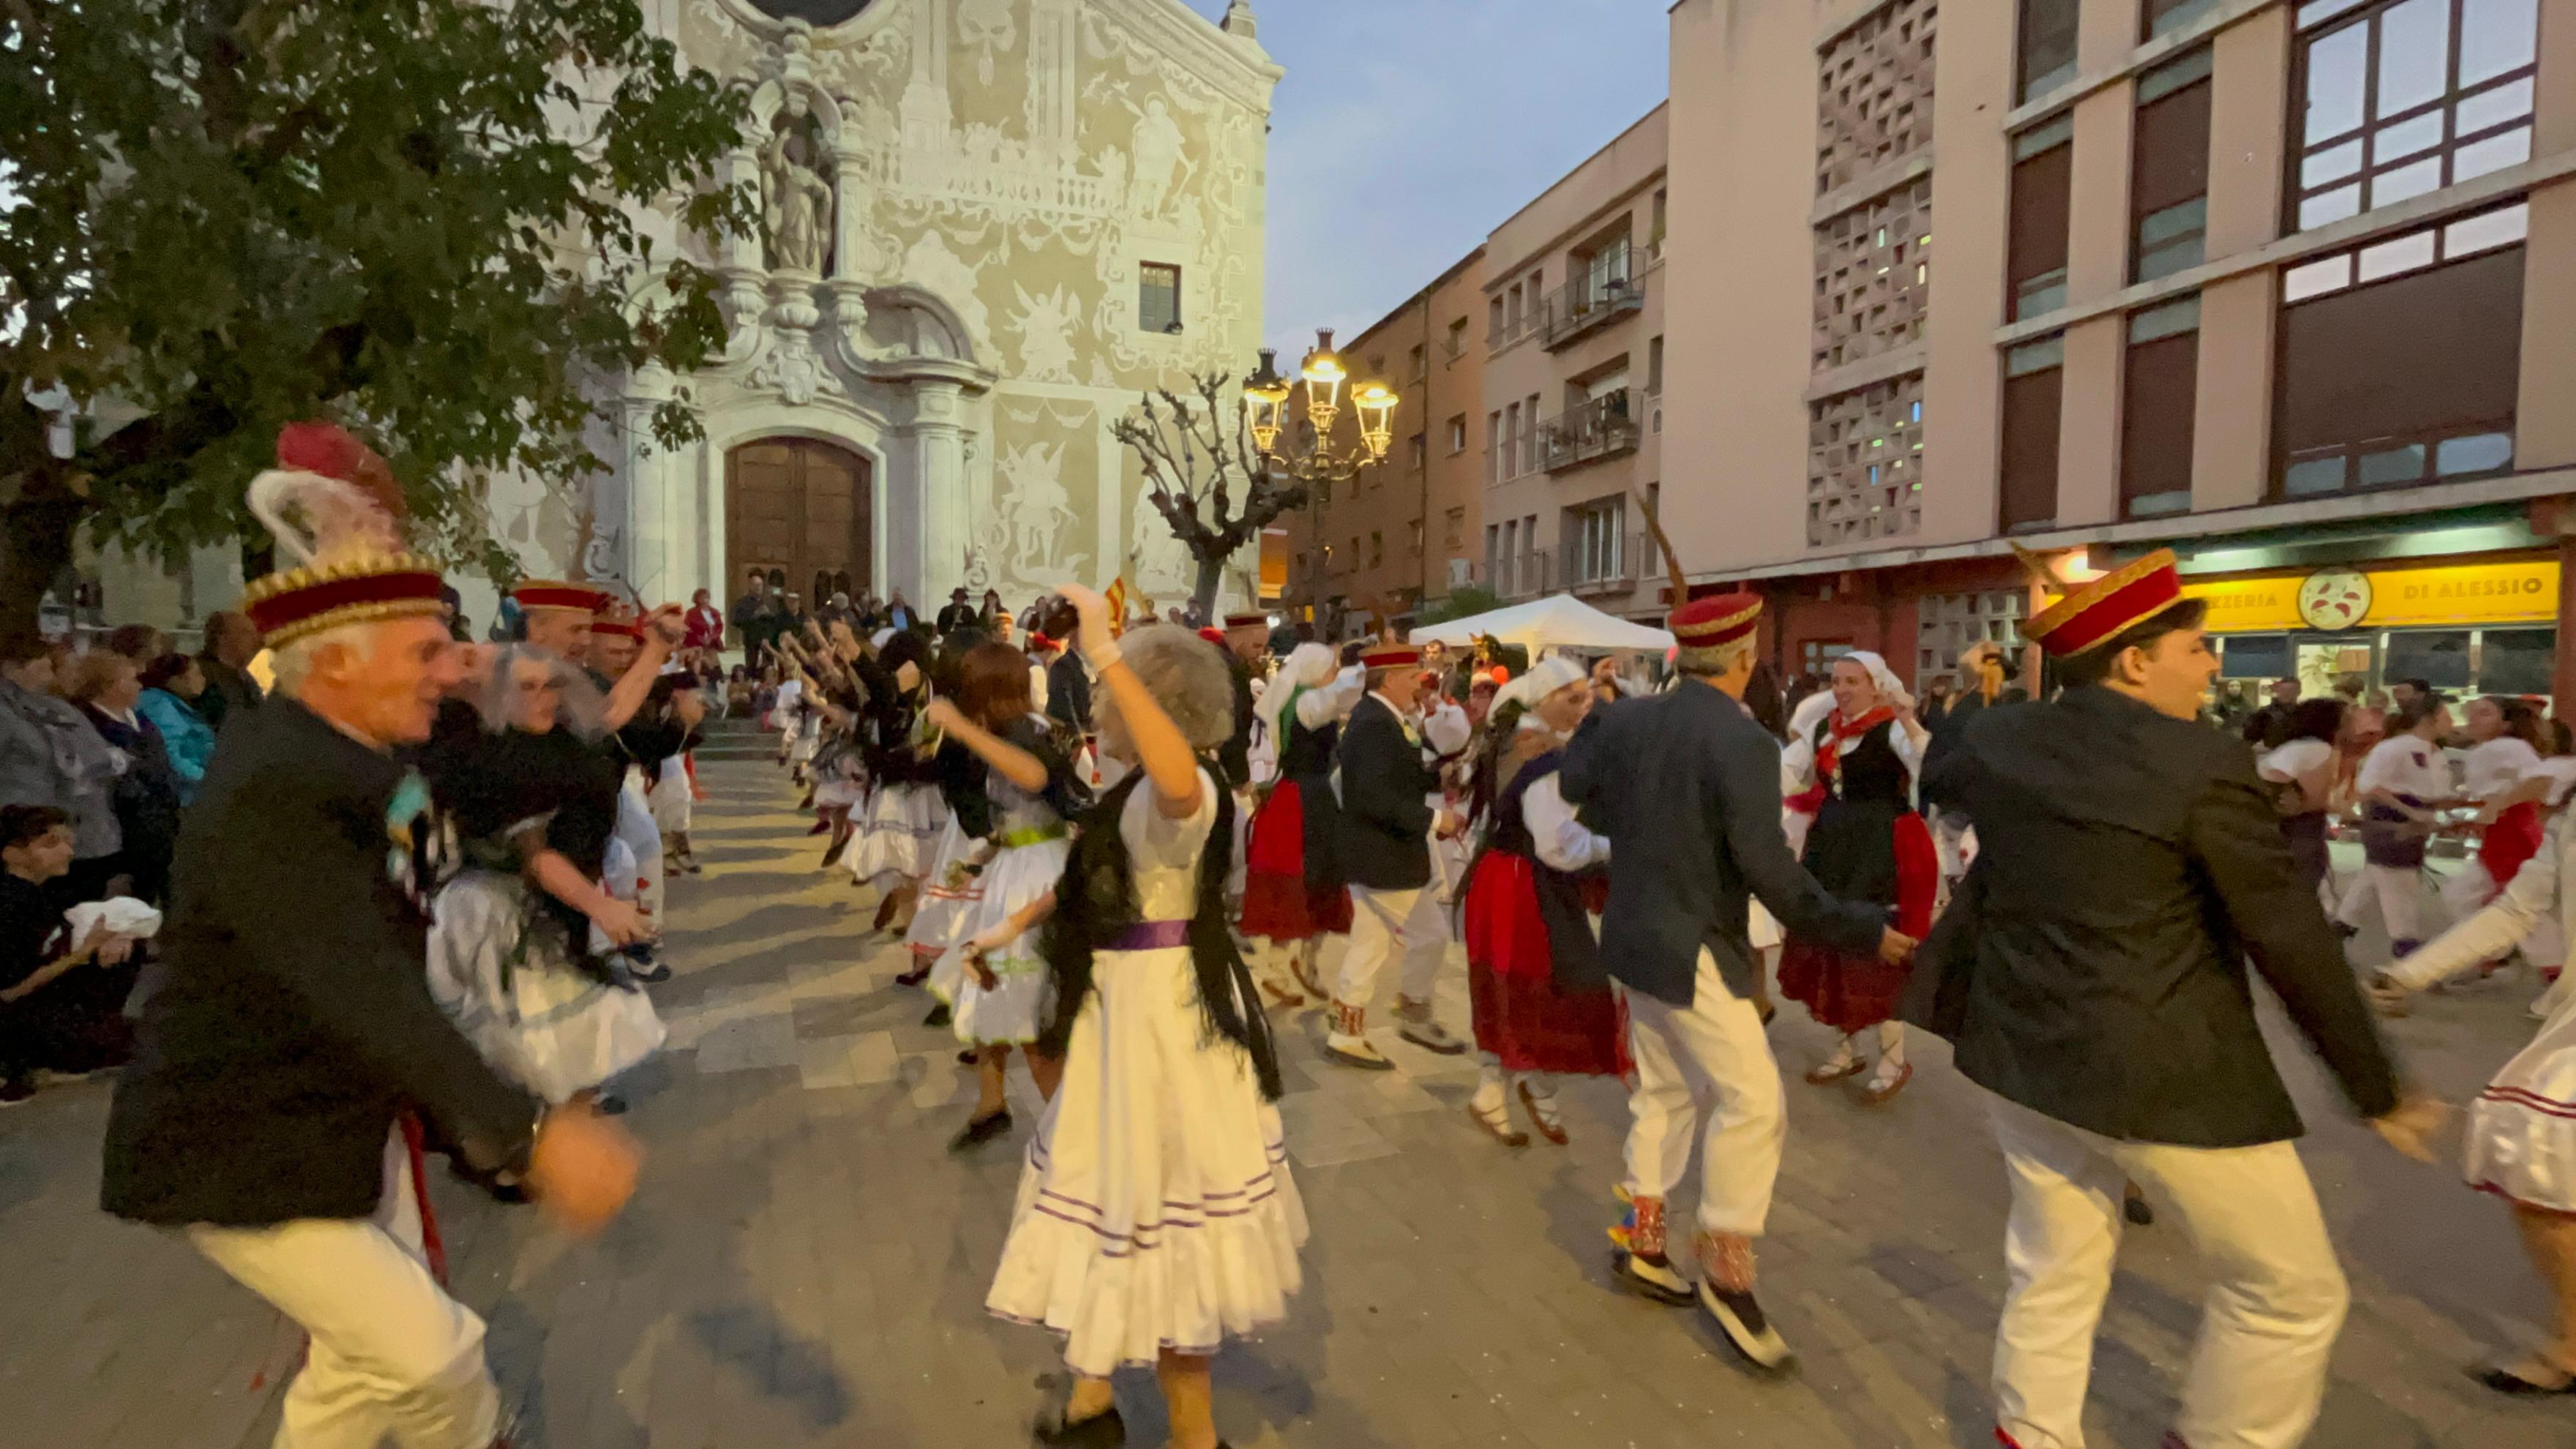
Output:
[1228,0,1674,358]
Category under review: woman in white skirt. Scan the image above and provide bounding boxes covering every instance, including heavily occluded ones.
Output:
[986,594,1302,1449]
[926,643,1092,1150]
[850,632,951,945]
[424,649,664,1108]
[2373,797,2576,1394]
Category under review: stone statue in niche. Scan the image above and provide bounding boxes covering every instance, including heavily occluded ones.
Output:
[761,98,836,274]
[1125,95,1191,220]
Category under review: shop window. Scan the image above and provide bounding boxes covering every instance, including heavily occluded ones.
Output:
[2385,629,2473,690]
[2122,298,2201,518]
[2018,0,2081,102]
[2274,203,2523,498]
[2146,0,2220,37]
[1918,590,2029,683]
[1801,639,1857,678]
[1139,263,1183,334]
[2000,335,2065,533]
[2220,633,2293,681]
[2288,0,2539,234]
[2480,627,2556,695]
[2009,116,2074,319]
[2132,49,2213,284]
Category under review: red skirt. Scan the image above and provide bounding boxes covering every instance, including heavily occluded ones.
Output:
[1463,851,1628,1077]
[2482,802,2545,900]
[1779,810,1939,1033]
[1239,779,1352,940]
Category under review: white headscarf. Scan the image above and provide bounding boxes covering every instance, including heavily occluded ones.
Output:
[1493,654,1587,718]
[1837,649,1914,713]
[1256,642,1338,741]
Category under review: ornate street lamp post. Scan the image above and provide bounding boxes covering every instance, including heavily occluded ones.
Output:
[1241,329,1394,487]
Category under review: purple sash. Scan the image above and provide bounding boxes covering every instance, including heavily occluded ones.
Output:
[1104,919,1191,951]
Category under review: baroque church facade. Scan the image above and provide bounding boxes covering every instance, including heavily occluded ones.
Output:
[478,0,1280,621]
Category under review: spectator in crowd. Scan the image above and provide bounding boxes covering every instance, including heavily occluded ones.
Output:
[776,592,812,643]
[64,649,184,905]
[733,570,774,664]
[2390,677,2434,713]
[885,588,917,632]
[979,588,1007,630]
[936,586,980,636]
[0,637,127,899]
[135,654,217,804]
[194,610,263,732]
[684,588,726,654]
[2242,676,2302,751]
[104,624,169,662]
[0,804,140,1105]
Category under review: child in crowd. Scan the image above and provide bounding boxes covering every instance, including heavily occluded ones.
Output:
[0,804,141,1104]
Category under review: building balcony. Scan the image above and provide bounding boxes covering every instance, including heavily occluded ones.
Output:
[1486,533,1645,602]
[1540,271,1644,351]
[1538,391,1641,474]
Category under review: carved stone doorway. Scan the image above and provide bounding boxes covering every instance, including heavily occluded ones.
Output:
[725,438,872,612]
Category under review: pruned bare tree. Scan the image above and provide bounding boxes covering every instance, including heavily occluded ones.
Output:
[1111,371,1308,621]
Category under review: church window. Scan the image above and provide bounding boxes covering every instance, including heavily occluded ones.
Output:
[1140,263,1183,334]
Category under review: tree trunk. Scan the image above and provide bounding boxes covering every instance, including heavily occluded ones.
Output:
[0,471,88,652]
[1190,553,1227,625]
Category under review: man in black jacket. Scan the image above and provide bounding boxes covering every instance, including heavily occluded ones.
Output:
[1561,590,1901,1370]
[1324,643,1467,1068]
[102,476,635,1446]
[935,586,980,636]
[1038,598,1093,735]
[1906,550,2436,1449]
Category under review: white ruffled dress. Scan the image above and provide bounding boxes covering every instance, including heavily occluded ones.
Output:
[930,753,1072,1044]
[905,814,988,966]
[986,769,1307,1374]
[427,871,666,1104]
[2388,803,2576,1211]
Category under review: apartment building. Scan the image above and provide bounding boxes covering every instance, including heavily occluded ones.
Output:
[1664,0,2576,706]
[1278,247,1487,635]
[1480,105,1671,620]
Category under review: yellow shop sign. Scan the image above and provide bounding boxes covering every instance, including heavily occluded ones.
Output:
[2184,559,2558,632]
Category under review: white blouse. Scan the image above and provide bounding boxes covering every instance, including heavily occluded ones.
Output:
[1122,765,1218,922]
[2463,737,2544,801]
[2357,735,2455,802]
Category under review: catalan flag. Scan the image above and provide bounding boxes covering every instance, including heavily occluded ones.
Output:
[1103,575,1131,637]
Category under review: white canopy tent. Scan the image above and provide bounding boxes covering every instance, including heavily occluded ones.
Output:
[1408,594,1674,654]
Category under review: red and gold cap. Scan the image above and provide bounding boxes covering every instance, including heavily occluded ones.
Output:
[1360,643,1423,670]
[513,580,613,615]
[1224,612,1268,630]
[240,423,446,649]
[1197,626,1227,645]
[2021,549,2184,657]
[1669,590,1762,670]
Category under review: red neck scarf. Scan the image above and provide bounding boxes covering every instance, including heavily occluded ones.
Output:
[1786,704,1898,814]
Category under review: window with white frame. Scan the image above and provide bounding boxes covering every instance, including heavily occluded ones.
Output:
[2288,0,2538,233]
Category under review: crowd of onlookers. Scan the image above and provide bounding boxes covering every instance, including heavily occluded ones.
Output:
[0,611,269,1103]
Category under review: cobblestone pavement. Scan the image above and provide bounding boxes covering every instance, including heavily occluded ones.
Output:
[6,761,2574,1448]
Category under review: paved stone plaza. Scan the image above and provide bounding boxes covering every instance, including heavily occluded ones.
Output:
[4,759,2573,1448]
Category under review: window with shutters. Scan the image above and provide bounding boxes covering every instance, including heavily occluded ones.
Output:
[2274,201,2524,496]
[2122,298,2201,518]
[2018,0,2081,102]
[2287,0,2539,233]
[2009,116,2073,319]
[2132,48,2213,283]
[1999,335,2064,532]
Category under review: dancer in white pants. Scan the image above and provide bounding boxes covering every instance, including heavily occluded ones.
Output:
[1913,555,2435,1449]
[2337,697,2457,957]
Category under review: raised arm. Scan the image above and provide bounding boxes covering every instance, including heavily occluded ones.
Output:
[922,698,1048,793]
[600,605,684,730]
[1060,585,1201,816]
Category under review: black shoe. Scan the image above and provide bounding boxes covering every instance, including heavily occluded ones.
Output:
[1699,1281,1794,1372]
[627,959,673,985]
[957,1047,981,1066]
[1030,1404,1124,1447]
[2124,1189,2155,1227]
[894,964,932,987]
[592,1094,629,1116]
[2473,1358,2576,1396]
[949,1108,1013,1152]
[924,1003,953,1028]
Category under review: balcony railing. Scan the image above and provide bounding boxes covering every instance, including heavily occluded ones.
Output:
[1540,269,1645,350]
[1538,390,1642,473]
[1486,533,1648,602]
